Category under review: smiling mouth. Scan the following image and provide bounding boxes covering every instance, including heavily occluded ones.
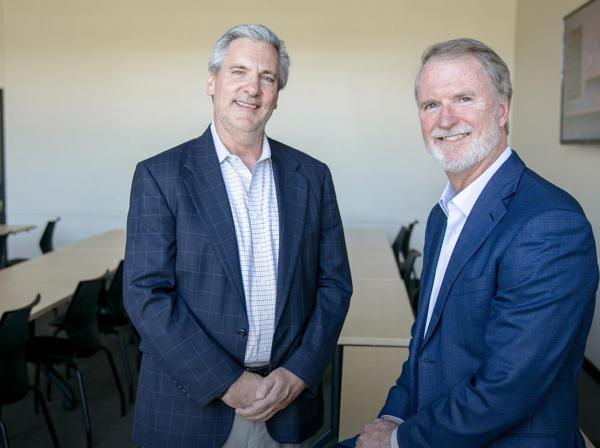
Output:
[435,132,470,142]
[234,100,259,110]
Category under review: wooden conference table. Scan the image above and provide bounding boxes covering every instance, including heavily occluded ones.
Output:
[0,229,124,319]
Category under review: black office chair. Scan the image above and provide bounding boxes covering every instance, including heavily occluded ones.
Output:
[39,218,60,254]
[27,276,126,448]
[97,260,136,403]
[392,219,419,274]
[402,220,418,259]
[6,218,60,267]
[391,226,408,270]
[401,249,422,317]
[0,295,60,448]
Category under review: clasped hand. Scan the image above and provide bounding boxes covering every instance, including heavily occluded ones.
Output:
[221,367,306,422]
[356,418,398,448]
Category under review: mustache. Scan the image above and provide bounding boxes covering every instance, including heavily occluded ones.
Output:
[430,126,472,139]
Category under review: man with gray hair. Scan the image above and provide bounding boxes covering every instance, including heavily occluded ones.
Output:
[353,38,597,447]
[124,24,352,448]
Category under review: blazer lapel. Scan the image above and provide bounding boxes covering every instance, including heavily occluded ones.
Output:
[421,152,526,348]
[182,128,245,304]
[413,206,447,350]
[270,143,308,328]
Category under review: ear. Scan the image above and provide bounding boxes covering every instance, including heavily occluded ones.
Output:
[207,73,215,96]
[497,96,509,129]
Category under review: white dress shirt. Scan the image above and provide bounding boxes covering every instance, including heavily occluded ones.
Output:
[210,124,279,365]
[388,147,512,448]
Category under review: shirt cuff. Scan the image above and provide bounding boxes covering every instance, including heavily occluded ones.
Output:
[390,427,399,448]
[380,415,402,448]
[381,415,403,425]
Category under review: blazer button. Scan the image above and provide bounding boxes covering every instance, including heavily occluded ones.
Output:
[238,328,247,338]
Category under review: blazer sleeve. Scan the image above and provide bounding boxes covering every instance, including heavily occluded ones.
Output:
[123,162,243,408]
[281,165,353,392]
[378,321,418,421]
[396,209,598,447]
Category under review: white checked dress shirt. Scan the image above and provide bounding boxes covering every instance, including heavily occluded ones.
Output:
[388,147,512,448]
[210,124,279,365]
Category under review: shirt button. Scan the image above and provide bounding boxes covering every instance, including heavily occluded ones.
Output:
[238,328,248,338]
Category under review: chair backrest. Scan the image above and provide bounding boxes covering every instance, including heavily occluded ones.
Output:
[401,220,419,260]
[0,295,40,405]
[63,276,106,356]
[39,217,60,254]
[399,248,420,281]
[402,249,421,317]
[104,260,128,325]
[392,226,408,266]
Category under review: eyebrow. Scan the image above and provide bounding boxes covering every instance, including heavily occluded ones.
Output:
[418,89,479,108]
[454,89,477,98]
[260,70,277,78]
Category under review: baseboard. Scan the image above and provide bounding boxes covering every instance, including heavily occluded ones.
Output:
[583,357,600,385]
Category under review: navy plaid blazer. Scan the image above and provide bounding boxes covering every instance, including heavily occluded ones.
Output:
[124,127,352,447]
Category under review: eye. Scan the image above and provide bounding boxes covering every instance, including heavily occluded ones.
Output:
[459,96,472,103]
[423,102,438,111]
[232,70,244,77]
[261,74,275,83]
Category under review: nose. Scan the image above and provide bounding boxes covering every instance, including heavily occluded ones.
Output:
[438,103,457,129]
[244,74,261,96]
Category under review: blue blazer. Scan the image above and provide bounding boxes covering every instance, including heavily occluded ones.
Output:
[380,152,598,447]
[124,128,352,447]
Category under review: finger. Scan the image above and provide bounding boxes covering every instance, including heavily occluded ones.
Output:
[256,408,279,422]
[256,375,275,400]
[242,403,280,421]
[236,395,277,418]
[238,392,287,420]
[257,398,290,422]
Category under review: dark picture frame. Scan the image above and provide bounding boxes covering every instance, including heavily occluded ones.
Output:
[560,0,600,144]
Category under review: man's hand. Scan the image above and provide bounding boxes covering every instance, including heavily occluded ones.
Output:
[236,367,306,421]
[221,371,262,409]
[356,418,398,448]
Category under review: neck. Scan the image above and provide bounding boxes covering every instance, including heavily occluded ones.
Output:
[214,121,264,169]
[446,139,507,193]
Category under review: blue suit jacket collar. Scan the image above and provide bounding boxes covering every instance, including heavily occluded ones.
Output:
[419,151,526,351]
[181,127,308,323]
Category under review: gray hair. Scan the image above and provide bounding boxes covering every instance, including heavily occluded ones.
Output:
[208,24,290,91]
[415,38,512,134]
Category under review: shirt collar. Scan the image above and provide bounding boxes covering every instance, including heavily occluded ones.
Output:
[210,123,271,164]
[439,146,512,218]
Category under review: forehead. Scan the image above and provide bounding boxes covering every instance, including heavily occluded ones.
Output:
[418,55,493,98]
[222,38,279,71]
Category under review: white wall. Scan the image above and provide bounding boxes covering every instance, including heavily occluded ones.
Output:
[511,0,600,368]
[1,0,516,259]
[0,0,4,88]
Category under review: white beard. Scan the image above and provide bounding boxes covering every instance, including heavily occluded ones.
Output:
[426,120,501,173]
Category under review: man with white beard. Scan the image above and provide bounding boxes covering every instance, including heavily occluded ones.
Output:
[352,38,598,448]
